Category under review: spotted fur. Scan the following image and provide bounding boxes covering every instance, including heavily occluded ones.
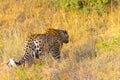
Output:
[8,28,69,67]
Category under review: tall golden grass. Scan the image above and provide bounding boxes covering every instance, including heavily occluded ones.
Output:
[0,0,120,80]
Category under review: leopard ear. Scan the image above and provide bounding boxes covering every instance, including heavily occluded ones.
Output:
[62,30,68,34]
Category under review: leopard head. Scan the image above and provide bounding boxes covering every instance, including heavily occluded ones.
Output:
[46,28,69,43]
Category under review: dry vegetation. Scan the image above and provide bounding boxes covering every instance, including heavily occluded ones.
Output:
[0,0,120,80]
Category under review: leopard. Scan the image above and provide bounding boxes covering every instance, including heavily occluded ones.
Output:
[7,28,69,67]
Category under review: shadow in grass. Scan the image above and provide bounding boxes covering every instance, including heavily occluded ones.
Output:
[75,40,97,62]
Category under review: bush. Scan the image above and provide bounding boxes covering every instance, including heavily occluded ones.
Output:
[53,0,118,14]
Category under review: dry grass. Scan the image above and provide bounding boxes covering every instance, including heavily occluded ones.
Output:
[0,0,120,80]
